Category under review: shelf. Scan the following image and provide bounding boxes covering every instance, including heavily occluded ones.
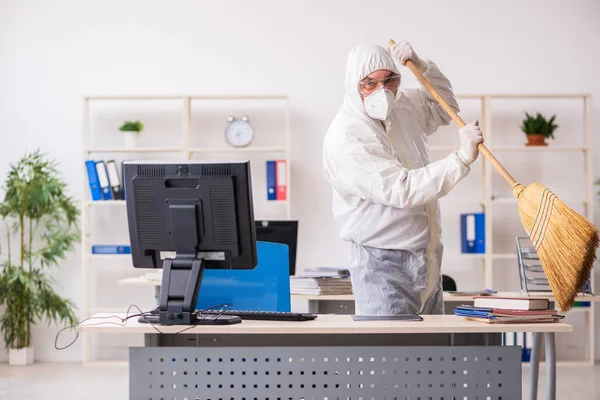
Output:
[85,200,126,206]
[426,145,588,153]
[492,253,517,259]
[490,196,588,205]
[85,95,185,100]
[88,254,131,261]
[486,93,590,99]
[455,93,590,99]
[488,146,587,152]
[190,95,288,100]
[85,147,184,153]
[190,147,287,153]
[85,95,288,101]
[443,254,485,259]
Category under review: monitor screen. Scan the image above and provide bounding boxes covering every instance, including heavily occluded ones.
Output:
[123,160,257,270]
[123,160,258,325]
[255,220,298,276]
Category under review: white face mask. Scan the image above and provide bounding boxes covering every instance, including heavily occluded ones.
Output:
[364,88,395,120]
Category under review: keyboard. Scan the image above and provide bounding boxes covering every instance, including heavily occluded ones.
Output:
[200,309,317,321]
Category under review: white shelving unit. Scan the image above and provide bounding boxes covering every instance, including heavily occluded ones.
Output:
[81,95,291,363]
[433,93,595,365]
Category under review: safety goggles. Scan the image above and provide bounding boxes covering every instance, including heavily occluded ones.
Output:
[359,74,401,96]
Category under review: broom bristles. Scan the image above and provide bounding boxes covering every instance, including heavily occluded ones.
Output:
[513,183,599,311]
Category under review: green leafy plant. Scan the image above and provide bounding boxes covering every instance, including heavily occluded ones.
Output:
[119,120,144,132]
[0,150,79,350]
[520,112,558,139]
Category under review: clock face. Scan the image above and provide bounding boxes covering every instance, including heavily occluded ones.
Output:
[225,119,254,147]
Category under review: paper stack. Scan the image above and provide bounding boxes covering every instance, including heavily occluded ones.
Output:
[454,296,563,324]
[290,267,353,295]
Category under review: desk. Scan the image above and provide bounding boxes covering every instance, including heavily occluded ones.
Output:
[79,313,570,400]
[291,292,600,313]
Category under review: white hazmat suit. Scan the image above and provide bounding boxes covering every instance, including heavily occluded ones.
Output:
[323,44,475,315]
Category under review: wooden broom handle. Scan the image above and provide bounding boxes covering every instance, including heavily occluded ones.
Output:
[388,39,518,188]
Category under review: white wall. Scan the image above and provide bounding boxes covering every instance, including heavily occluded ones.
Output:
[1,0,600,362]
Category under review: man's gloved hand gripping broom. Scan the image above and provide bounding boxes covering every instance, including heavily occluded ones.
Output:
[389,39,598,311]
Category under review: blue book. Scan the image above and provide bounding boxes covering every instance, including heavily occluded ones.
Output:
[453,306,495,319]
[92,245,131,254]
[454,306,494,313]
[266,161,276,200]
[461,213,485,253]
[85,160,102,201]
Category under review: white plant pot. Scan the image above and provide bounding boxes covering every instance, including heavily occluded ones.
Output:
[123,131,139,148]
[9,346,34,366]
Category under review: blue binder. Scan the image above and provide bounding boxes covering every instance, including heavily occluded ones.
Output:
[266,161,276,200]
[196,241,291,312]
[95,160,113,200]
[91,245,131,254]
[461,213,485,253]
[85,160,102,201]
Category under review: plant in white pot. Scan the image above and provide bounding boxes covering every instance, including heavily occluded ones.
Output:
[0,150,78,366]
[520,112,558,146]
[120,120,144,148]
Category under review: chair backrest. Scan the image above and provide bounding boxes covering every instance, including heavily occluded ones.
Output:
[196,241,291,312]
[442,274,457,291]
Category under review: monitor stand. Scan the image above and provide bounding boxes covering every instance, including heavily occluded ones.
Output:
[139,198,241,326]
[139,258,241,326]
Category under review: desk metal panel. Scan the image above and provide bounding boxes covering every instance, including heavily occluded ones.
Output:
[130,345,521,399]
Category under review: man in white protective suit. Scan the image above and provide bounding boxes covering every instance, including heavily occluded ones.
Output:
[323,41,484,315]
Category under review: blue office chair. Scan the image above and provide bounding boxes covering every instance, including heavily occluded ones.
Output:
[195,241,291,312]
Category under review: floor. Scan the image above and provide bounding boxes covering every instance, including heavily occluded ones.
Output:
[1,362,600,399]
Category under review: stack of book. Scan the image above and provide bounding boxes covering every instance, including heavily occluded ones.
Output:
[290,267,353,295]
[454,296,563,324]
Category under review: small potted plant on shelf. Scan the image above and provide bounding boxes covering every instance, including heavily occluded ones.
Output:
[119,120,144,148]
[520,112,558,146]
[0,150,79,365]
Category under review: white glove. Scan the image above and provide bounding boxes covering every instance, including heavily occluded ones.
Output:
[457,120,484,166]
[388,41,427,71]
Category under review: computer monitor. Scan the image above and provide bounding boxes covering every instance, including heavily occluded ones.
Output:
[123,160,258,325]
[255,220,298,276]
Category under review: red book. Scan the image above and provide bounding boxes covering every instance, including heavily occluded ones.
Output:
[490,309,558,316]
[465,316,559,324]
[276,160,287,201]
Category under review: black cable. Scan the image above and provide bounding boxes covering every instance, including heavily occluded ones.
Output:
[55,303,236,350]
[137,303,233,334]
[173,303,233,334]
[57,303,234,349]
[55,307,144,351]
[130,304,168,335]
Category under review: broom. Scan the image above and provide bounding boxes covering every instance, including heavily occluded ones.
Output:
[388,39,599,311]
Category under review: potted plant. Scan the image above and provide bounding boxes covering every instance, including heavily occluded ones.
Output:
[119,120,144,148]
[520,112,558,146]
[0,150,78,365]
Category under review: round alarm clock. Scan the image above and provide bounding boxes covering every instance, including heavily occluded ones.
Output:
[225,115,254,148]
